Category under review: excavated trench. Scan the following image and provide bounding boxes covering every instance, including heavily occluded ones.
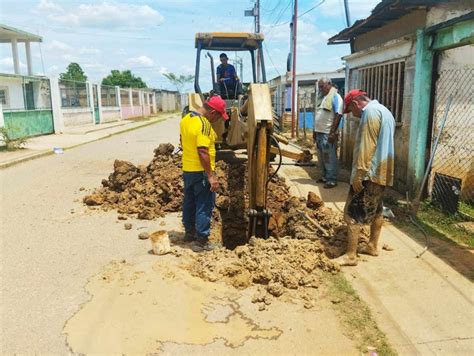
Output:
[83,143,370,305]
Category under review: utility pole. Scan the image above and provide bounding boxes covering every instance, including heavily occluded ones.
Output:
[343,0,351,27]
[245,1,260,81]
[291,0,298,138]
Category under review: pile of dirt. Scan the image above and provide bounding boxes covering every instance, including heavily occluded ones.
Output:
[83,143,367,256]
[186,236,339,309]
[83,143,183,220]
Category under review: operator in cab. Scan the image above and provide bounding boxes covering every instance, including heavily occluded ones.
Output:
[216,53,239,99]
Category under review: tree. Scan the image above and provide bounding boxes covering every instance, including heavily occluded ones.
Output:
[59,63,87,81]
[102,70,147,88]
[162,72,194,93]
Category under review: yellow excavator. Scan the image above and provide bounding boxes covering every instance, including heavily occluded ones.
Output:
[185,32,310,239]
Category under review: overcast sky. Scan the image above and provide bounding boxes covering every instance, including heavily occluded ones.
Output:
[0,0,380,90]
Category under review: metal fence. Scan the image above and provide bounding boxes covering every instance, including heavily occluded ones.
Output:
[100,85,118,107]
[59,79,89,108]
[427,67,474,214]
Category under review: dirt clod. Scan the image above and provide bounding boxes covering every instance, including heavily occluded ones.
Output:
[124,223,132,230]
[138,232,150,240]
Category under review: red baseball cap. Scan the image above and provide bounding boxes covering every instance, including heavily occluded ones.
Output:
[343,89,367,113]
[206,96,229,120]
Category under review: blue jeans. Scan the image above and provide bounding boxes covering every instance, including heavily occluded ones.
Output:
[315,132,338,183]
[182,171,215,241]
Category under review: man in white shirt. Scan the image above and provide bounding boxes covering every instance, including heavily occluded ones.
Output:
[313,78,343,188]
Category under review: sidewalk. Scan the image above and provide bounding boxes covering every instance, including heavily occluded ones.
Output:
[278,151,474,355]
[0,114,177,169]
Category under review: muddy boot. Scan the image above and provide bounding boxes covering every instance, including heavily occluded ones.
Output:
[183,229,196,243]
[335,223,360,266]
[360,214,383,256]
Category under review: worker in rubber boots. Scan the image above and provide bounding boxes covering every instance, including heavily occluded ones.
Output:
[335,89,395,266]
[180,96,228,252]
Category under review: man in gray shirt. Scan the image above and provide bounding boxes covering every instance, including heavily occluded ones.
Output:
[313,78,343,188]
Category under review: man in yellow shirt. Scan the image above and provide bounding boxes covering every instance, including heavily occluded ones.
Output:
[180,96,228,252]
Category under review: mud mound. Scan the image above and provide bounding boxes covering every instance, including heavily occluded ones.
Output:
[186,236,339,308]
[83,142,368,257]
[83,143,182,219]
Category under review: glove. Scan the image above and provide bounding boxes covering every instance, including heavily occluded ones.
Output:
[352,169,366,193]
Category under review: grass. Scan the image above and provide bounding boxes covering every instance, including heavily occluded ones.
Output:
[326,272,397,356]
[416,201,473,248]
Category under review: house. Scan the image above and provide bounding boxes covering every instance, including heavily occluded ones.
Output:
[268,69,345,119]
[328,0,473,201]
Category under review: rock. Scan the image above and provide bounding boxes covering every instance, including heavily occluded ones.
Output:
[83,193,104,206]
[307,191,324,209]
[79,187,85,191]
[124,223,132,230]
[138,232,149,240]
[118,215,127,220]
[267,282,284,297]
[231,269,252,289]
[258,304,266,311]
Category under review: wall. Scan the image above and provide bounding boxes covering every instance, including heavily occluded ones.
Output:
[62,108,93,127]
[0,76,25,109]
[354,10,427,52]
[101,107,120,123]
[344,35,418,192]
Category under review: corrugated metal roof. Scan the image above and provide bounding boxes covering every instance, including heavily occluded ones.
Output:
[327,0,445,44]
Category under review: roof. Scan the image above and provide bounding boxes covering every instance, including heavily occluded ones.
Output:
[0,24,42,43]
[195,32,264,51]
[328,0,442,44]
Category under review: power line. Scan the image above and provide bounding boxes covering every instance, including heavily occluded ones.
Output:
[263,44,281,77]
[266,0,326,28]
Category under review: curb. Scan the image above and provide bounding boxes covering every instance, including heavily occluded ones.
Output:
[0,116,171,170]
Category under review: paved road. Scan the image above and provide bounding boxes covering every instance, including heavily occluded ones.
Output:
[0,115,355,354]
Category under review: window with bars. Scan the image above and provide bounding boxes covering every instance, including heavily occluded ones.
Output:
[0,87,8,106]
[358,60,405,122]
[132,91,140,106]
[59,80,89,108]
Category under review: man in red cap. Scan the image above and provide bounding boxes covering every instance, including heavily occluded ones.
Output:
[335,89,395,266]
[180,95,228,252]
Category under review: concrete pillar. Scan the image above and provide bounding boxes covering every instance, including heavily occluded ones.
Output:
[152,91,157,114]
[25,41,33,75]
[0,103,4,145]
[97,84,103,123]
[128,88,133,117]
[139,90,144,116]
[49,77,65,133]
[115,86,123,120]
[11,39,20,74]
[87,81,95,124]
[407,29,434,197]
[0,103,4,127]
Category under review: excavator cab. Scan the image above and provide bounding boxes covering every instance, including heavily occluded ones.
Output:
[187,32,273,240]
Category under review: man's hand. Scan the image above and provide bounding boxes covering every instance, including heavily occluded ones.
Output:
[328,131,337,144]
[352,169,366,193]
[208,173,219,192]
[219,78,225,83]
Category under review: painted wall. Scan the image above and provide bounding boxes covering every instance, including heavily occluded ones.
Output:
[354,10,426,52]
[0,77,25,109]
[62,108,93,127]
[101,107,120,123]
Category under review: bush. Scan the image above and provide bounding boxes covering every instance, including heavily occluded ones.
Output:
[0,125,28,150]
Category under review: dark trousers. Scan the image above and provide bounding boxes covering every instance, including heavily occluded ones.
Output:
[182,171,215,241]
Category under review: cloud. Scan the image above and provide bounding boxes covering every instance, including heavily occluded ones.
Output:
[39,1,164,29]
[319,0,380,20]
[0,57,27,70]
[126,55,155,67]
[35,0,62,13]
[45,40,72,52]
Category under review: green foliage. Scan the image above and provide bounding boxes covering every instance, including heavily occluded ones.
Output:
[162,72,194,93]
[102,70,147,88]
[60,63,88,81]
[0,124,28,151]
